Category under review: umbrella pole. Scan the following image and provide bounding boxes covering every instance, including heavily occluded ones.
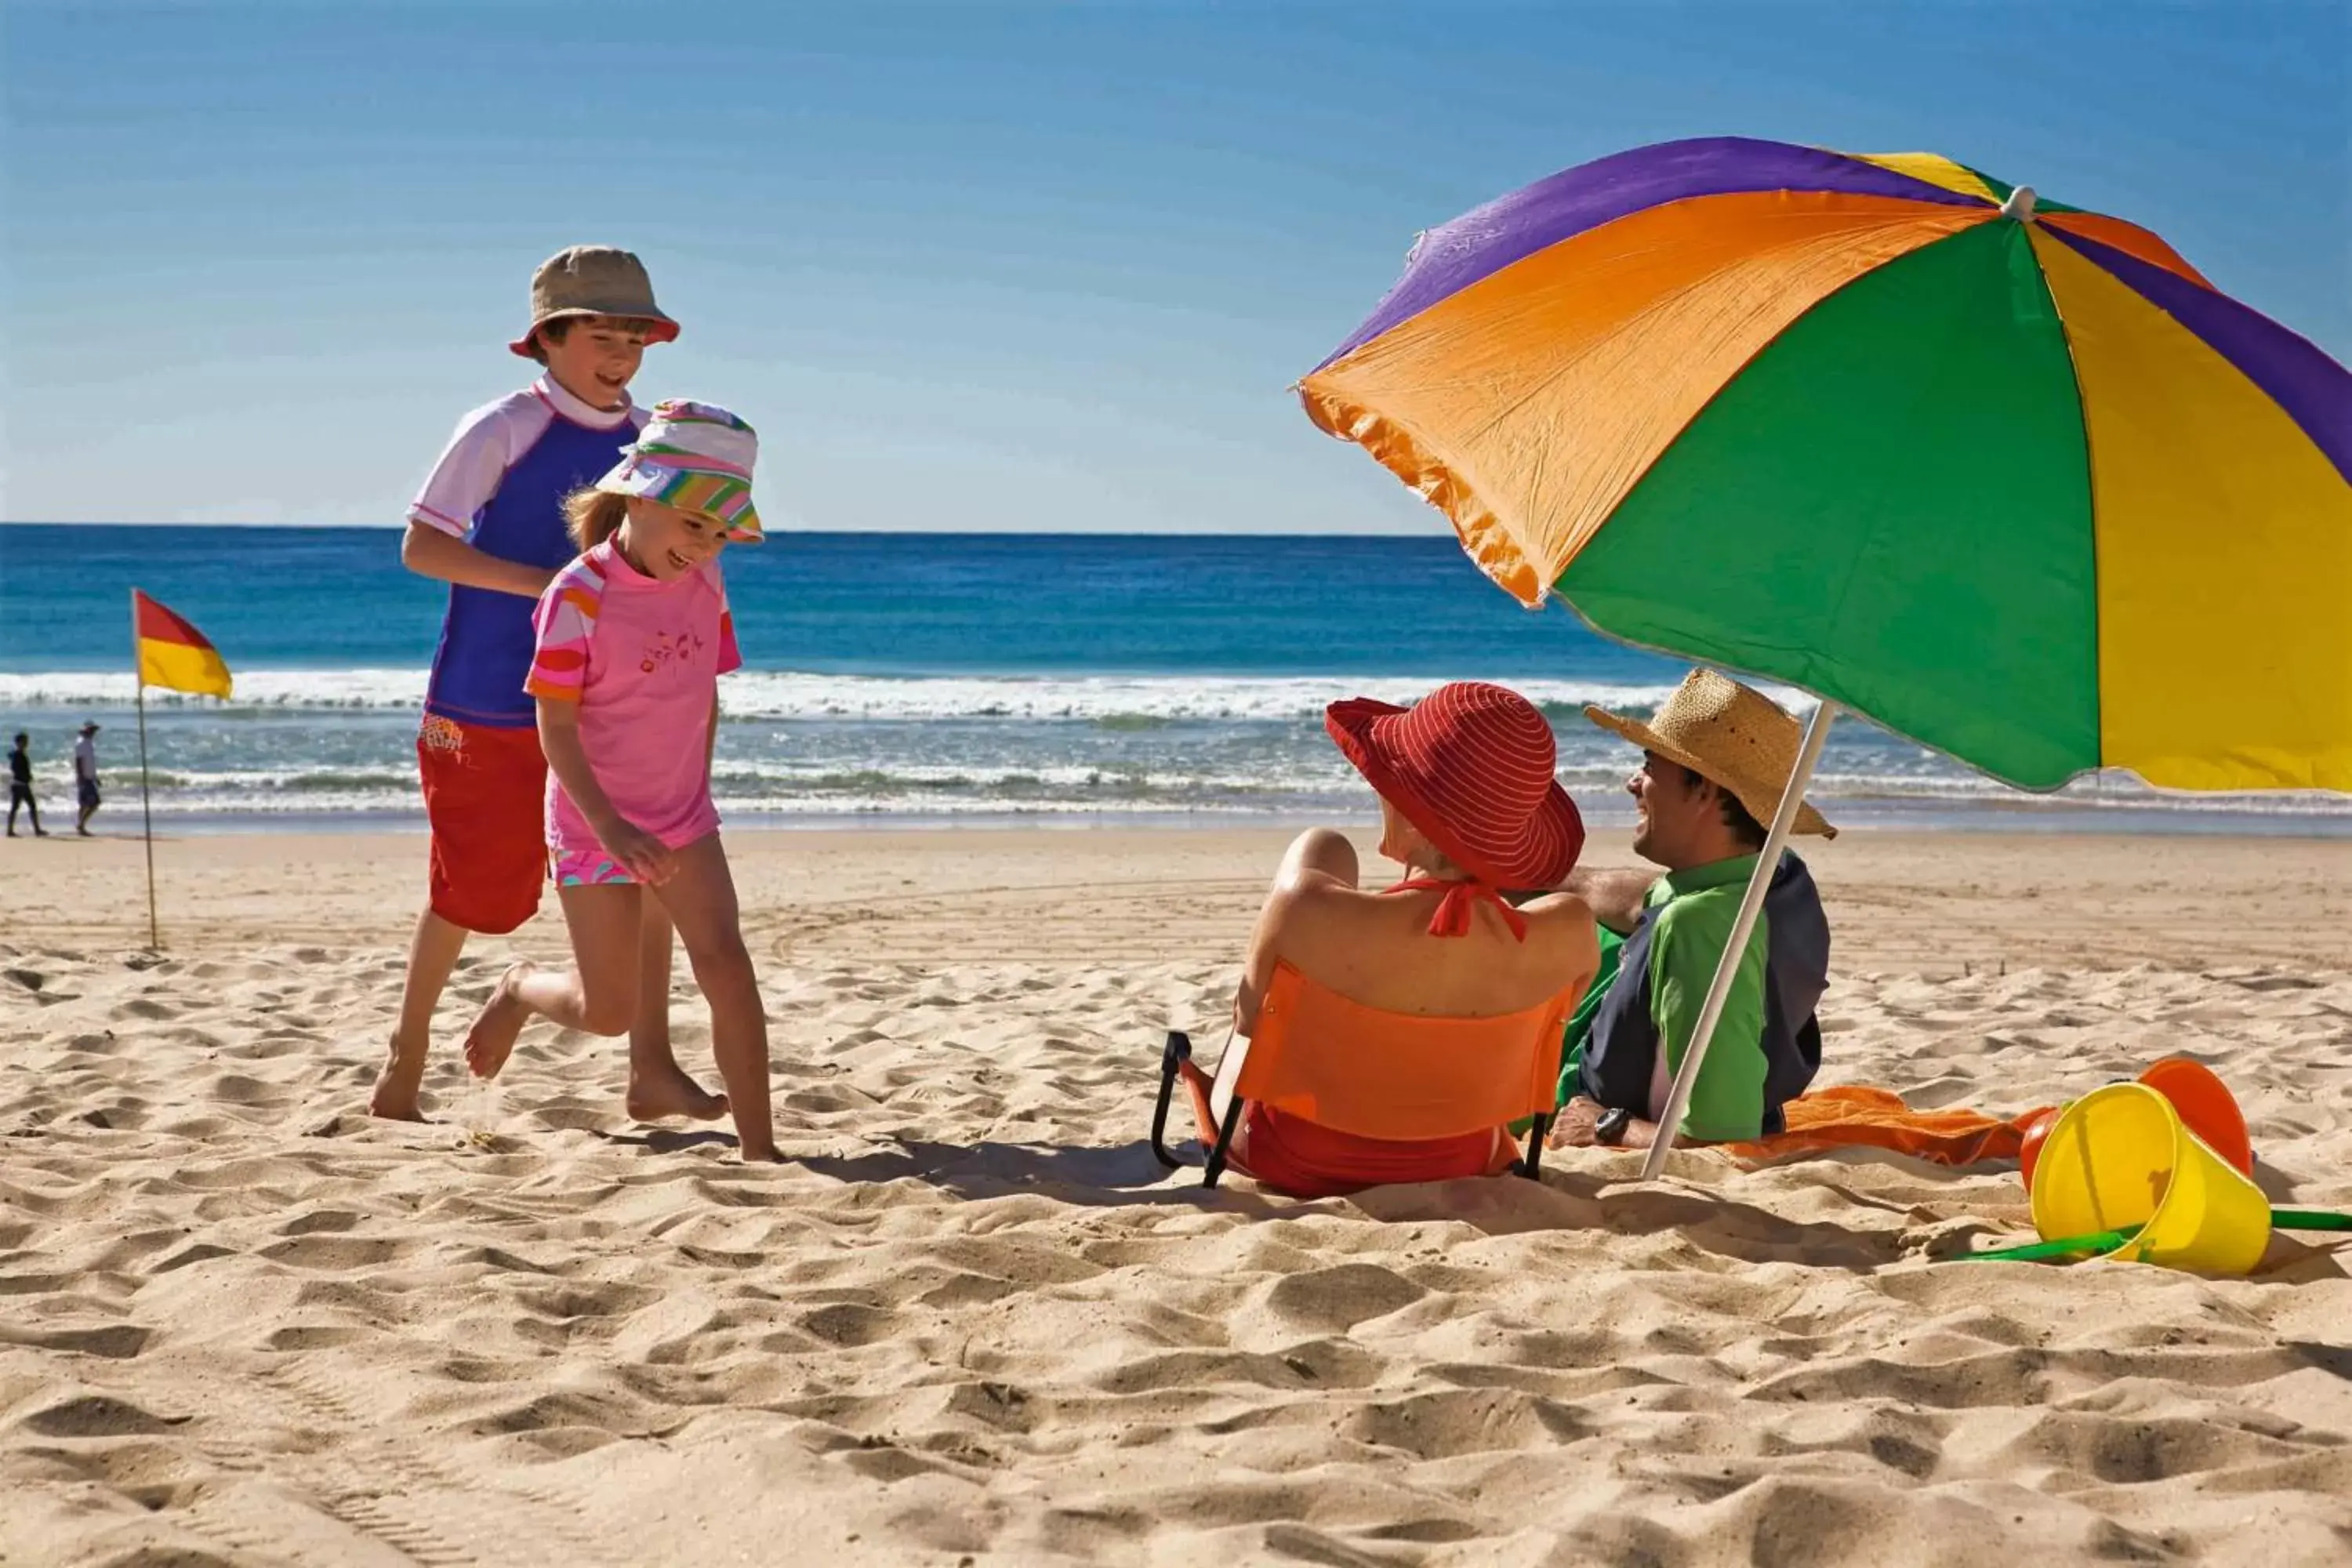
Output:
[1637,699,1838,1182]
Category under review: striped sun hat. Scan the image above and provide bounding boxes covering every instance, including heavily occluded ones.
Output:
[594,400,763,541]
[1325,681,1584,891]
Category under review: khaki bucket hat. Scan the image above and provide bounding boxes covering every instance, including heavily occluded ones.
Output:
[508,245,680,358]
[1586,669,1835,838]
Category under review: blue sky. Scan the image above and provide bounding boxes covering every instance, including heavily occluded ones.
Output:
[4,1,2344,532]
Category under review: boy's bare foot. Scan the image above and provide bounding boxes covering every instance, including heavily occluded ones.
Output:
[624,1063,728,1123]
[368,1046,429,1122]
[463,962,538,1080]
[369,1072,430,1123]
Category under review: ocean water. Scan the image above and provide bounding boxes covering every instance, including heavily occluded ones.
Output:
[2,524,2345,835]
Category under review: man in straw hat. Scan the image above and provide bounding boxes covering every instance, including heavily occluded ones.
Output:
[1549,670,1833,1150]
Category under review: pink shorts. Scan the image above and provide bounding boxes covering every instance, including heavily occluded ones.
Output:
[551,845,635,887]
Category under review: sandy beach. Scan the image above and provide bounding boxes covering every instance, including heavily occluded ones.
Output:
[5,826,2350,1566]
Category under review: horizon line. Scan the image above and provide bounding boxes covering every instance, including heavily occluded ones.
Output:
[0,520,1446,540]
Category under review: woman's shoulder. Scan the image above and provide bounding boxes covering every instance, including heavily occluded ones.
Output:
[1516,887,1596,927]
[1254,875,1396,966]
[1523,890,1602,965]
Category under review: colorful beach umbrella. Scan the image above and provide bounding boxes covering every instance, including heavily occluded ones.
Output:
[1300,137,2352,797]
[1300,137,2352,1178]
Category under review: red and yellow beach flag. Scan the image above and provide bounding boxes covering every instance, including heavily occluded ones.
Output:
[133,590,233,699]
[125,590,233,951]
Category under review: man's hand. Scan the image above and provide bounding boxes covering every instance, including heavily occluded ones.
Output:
[1548,1095,1664,1150]
[1548,1096,1605,1148]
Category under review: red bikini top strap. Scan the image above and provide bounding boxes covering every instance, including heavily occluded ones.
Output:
[1385,877,1528,942]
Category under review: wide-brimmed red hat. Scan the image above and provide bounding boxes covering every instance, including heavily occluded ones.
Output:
[1325,681,1584,890]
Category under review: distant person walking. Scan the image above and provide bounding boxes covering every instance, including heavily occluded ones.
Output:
[73,721,102,836]
[7,733,45,837]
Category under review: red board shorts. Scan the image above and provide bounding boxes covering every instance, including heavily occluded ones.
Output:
[417,714,547,936]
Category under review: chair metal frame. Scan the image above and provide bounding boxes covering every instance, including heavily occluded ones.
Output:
[1150,1027,1554,1189]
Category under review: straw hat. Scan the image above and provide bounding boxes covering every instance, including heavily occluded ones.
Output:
[507,245,680,358]
[1585,669,1835,839]
[1326,681,1585,889]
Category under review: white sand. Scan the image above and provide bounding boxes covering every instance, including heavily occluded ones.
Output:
[4,827,2350,1565]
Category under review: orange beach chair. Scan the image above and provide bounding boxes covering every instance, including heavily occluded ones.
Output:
[1149,960,1577,1189]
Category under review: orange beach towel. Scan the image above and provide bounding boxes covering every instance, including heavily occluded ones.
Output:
[1725,1086,2053,1167]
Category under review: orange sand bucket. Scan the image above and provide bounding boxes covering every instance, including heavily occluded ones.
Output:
[2136,1057,2254,1177]
[2029,1083,2271,1276]
[2016,1105,2063,1191]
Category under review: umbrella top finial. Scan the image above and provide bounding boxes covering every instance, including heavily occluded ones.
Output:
[1999,185,2038,223]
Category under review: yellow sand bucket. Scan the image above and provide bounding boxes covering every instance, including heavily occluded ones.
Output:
[2029,1082,2272,1276]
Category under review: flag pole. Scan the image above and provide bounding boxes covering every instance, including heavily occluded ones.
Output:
[130,588,159,952]
[1638,697,1839,1182]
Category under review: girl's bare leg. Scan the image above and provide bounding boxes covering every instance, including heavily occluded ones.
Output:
[622,903,728,1122]
[463,884,642,1079]
[652,836,776,1161]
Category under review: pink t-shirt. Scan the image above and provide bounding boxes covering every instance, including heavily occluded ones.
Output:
[524,540,743,856]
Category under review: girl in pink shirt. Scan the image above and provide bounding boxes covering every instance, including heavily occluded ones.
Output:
[463,401,779,1163]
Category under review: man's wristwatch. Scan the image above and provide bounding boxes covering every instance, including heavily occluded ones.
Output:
[1593,1106,1635,1147]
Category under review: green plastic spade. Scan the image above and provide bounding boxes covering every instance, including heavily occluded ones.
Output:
[1958,1208,2351,1263]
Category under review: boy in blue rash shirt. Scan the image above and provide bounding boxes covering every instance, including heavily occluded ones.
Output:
[370,247,724,1129]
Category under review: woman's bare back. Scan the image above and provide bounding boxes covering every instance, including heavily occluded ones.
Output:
[1271,882,1599,1019]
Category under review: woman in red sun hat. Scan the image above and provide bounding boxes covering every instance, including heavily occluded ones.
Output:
[1185,681,1601,1196]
